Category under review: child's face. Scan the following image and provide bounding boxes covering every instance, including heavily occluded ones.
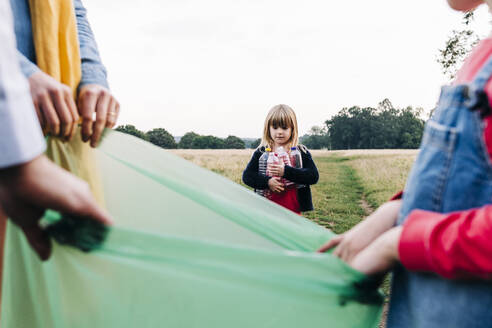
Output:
[447,0,483,11]
[269,124,292,146]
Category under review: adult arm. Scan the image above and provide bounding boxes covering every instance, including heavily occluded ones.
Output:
[398,206,492,279]
[347,205,492,278]
[73,0,108,89]
[74,0,120,146]
[366,190,492,279]
[0,0,45,168]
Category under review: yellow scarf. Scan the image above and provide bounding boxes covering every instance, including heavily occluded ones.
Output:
[29,0,81,96]
[29,0,105,206]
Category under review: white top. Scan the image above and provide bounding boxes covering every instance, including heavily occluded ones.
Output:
[0,0,45,169]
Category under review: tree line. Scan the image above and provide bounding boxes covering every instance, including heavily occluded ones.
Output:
[116,99,425,150]
[115,125,247,149]
[300,99,425,150]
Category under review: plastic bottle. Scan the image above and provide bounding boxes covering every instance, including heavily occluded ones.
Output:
[290,146,305,188]
[290,146,302,169]
[277,146,294,187]
[265,151,280,198]
[266,151,280,177]
[256,148,270,197]
[276,146,292,167]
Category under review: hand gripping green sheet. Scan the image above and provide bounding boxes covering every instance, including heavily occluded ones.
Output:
[1,131,382,328]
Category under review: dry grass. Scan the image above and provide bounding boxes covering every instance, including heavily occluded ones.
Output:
[347,153,417,207]
[169,149,418,199]
[169,149,254,185]
[310,149,419,157]
[170,148,417,208]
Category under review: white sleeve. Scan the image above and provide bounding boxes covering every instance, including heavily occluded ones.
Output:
[0,0,45,169]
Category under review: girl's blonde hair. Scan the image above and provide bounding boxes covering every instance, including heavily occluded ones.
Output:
[260,104,299,150]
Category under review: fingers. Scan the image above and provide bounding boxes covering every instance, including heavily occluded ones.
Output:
[334,241,351,260]
[78,86,119,147]
[32,100,46,130]
[20,156,114,226]
[65,92,79,141]
[106,99,119,129]
[47,170,113,226]
[270,177,284,193]
[270,164,285,177]
[269,164,281,176]
[66,183,114,226]
[90,92,110,147]
[21,224,52,261]
[27,72,80,139]
[39,93,60,136]
[76,193,113,226]
[317,234,343,253]
[79,89,98,143]
[6,200,52,261]
[51,87,74,139]
[333,237,358,262]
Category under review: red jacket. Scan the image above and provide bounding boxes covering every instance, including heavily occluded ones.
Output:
[398,37,492,279]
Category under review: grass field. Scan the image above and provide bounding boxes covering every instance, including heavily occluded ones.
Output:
[171,148,419,326]
[171,149,418,229]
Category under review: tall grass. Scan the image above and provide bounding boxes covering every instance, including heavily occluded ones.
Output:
[347,153,417,208]
[170,149,418,215]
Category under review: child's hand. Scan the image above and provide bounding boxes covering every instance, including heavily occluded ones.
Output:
[349,226,402,275]
[268,163,285,177]
[317,200,401,262]
[268,177,284,193]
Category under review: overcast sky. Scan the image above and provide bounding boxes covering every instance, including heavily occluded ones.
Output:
[83,0,491,138]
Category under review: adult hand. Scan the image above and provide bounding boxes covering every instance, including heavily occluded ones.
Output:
[0,155,113,261]
[268,177,284,193]
[78,84,120,148]
[349,226,402,275]
[318,200,401,262]
[268,163,285,177]
[28,71,79,140]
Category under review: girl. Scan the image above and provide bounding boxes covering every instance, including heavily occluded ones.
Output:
[242,104,318,214]
[319,1,492,327]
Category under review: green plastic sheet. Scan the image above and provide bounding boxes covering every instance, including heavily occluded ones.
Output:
[1,131,382,328]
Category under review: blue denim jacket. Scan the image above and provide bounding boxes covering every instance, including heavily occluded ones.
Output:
[9,0,108,89]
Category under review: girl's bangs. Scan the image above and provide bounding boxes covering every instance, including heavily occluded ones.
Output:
[269,110,293,129]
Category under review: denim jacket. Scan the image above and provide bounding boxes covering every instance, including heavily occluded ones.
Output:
[9,0,108,89]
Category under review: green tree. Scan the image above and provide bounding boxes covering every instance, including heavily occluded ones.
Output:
[224,135,245,149]
[300,126,330,149]
[437,12,479,79]
[250,138,261,149]
[146,128,177,149]
[178,132,199,149]
[326,99,424,150]
[115,125,147,140]
[191,135,225,149]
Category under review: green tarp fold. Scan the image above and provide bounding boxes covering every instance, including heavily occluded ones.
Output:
[1,131,382,327]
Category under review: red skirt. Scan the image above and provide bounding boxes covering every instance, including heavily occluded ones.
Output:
[267,187,301,214]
